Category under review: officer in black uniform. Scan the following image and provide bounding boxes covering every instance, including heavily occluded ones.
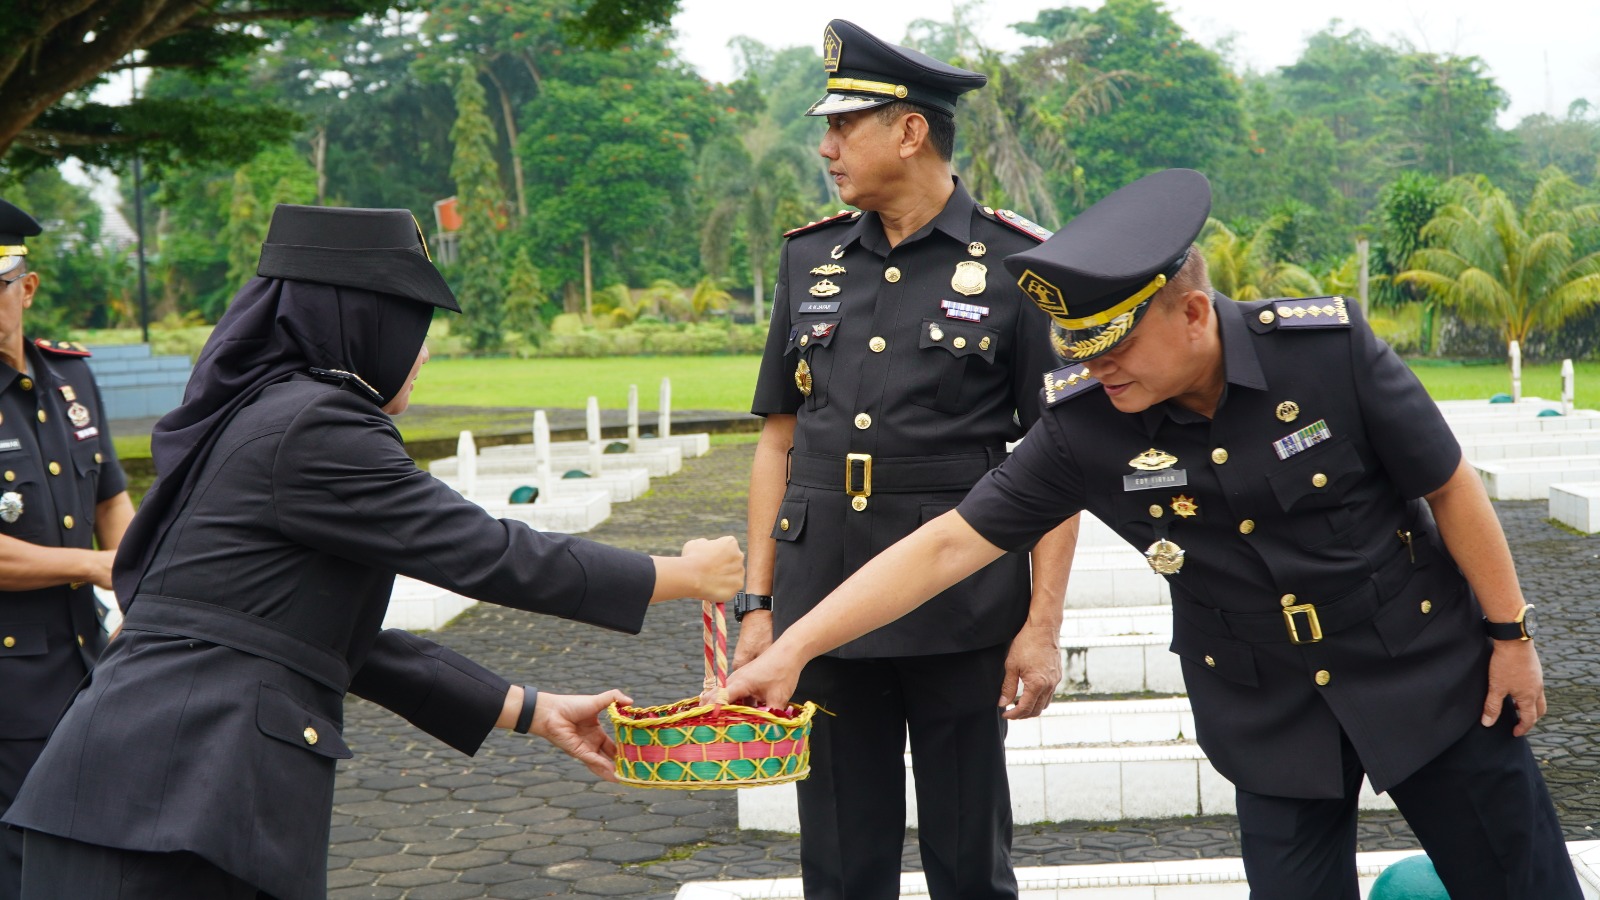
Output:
[737,20,1078,900]
[0,199,132,900]
[728,168,1580,900]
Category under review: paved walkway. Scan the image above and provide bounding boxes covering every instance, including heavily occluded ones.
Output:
[328,439,1600,898]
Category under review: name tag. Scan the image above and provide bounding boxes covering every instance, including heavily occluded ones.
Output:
[0,439,19,453]
[799,301,840,314]
[1123,469,1188,492]
[74,426,99,442]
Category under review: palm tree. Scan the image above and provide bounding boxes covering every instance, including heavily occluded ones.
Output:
[1396,170,1600,347]
[1200,218,1323,301]
[696,136,812,322]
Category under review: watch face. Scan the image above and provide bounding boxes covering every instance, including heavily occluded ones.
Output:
[1522,607,1537,638]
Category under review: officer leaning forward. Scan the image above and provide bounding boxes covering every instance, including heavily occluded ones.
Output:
[726,168,1581,900]
[0,199,132,900]
[737,20,1080,900]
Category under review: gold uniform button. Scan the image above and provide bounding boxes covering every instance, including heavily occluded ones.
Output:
[799,334,809,347]
[1312,473,1328,488]
[854,413,872,429]
[979,336,992,350]
[953,336,967,349]
[1204,655,1216,668]
[1211,448,1228,464]
[94,452,103,464]
[37,409,46,423]
[869,336,886,353]
[851,495,868,512]
[1420,600,1433,614]
[3,471,12,482]
[1315,670,1332,686]
[1149,505,1164,518]
[18,377,31,391]
[929,325,945,342]
[303,726,319,746]
[63,515,75,529]
[884,267,901,283]
[1238,519,1255,535]
[780,518,791,532]
[1259,310,1276,324]
[2,637,13,649]
[48,461,61,476]
[1280,593,1297,607]
[77,635,85,647]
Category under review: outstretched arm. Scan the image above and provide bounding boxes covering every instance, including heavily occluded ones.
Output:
[723,510,1005,708]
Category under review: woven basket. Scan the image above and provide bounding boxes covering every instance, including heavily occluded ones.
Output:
[607,600,817,789]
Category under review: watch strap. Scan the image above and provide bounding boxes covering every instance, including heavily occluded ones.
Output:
[734,591,773,621]
[513,686,538,734]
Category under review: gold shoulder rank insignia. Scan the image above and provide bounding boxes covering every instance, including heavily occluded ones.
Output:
[33,338,91,358]
[783,209,856,239]
[1255,296,1352,330]
[985,207,1053,242]
[1041,364,1099,407]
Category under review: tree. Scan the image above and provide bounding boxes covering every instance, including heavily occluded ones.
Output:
[1200,217,1323,301]
[1397,170,1600,350]
[1016,0,1246,206]
[0,0,683,175]
[449,65,509,352]
[1392,51,1515,181]
[503,246,548,343]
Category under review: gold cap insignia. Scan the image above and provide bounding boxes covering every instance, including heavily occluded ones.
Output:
[823,25,842,73]
[1017,269,1068,320]
[1129,448,1178,471]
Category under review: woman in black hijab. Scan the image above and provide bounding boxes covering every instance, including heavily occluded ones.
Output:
[4,206,743,900]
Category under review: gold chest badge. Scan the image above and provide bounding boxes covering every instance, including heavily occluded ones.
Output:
[795,358,813,396]
[951,260,986,297]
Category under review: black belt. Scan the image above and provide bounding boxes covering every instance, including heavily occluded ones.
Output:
[1176,543,1419,645]
[787,448,1005,495]
[122,594,350,692]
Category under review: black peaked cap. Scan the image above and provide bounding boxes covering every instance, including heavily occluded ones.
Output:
[0,199,42,277]
[257,204,460,312]
[806,19,986,117]
[1004,169,1211,361]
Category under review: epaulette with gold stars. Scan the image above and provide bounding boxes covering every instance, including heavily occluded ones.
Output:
[980,206,1052,242]
[33,338,91,358]
[1040,363,1099,408]
[783,209,860,239]
[1251,296,1352,331]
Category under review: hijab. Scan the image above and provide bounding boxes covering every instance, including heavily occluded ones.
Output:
[112,277,433,602]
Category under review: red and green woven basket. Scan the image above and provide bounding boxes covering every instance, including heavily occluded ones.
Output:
[607,600,817,789]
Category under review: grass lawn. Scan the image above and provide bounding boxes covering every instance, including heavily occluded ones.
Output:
[106,354,1594,463]
[408,355,764,410]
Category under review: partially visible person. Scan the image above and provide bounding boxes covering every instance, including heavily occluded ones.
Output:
[727,170,1581,900]
[3,204,745,900]
[0,198,133,900]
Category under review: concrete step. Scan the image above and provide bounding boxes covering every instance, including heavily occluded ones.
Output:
[1437,396,1565,415]
[1448,411,1600,437]
[382,576,480,631]
[1459,431,1600,461]
[1062,550,1170,608]
[1551,482,1600,534]
[1059,604,1169,638]
[675,842,1600,899]
[1474,454,1600,500]
[733,700,1394,832]
[433,449,681,478]
[1061,632,1182,695]
[438,469,652,503]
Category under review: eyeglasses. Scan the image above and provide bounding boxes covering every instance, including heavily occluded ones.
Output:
[0,273,25,288]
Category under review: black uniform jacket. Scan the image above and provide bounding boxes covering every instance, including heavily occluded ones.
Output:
[751,180,1059,658]
[958,296,1488,799]
[0,339,126,739]
[4,376,655,900]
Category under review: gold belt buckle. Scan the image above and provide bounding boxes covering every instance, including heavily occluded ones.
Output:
[845,453,872,497]
[1282,603,1323,644]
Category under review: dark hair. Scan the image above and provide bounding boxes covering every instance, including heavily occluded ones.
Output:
[874,101,955,161]
[1162,246,1212,301]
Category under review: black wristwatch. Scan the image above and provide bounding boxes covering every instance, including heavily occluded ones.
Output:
[1484,605,1537,642]
[733,591,773,622]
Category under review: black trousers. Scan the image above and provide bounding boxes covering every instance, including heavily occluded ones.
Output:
[794,643,1015,900]
[0,739,47,900]
[1237,708,1580,900]
[20,831,266,900]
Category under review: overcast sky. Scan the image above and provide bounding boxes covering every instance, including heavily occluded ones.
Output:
[670,0,1600,127]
